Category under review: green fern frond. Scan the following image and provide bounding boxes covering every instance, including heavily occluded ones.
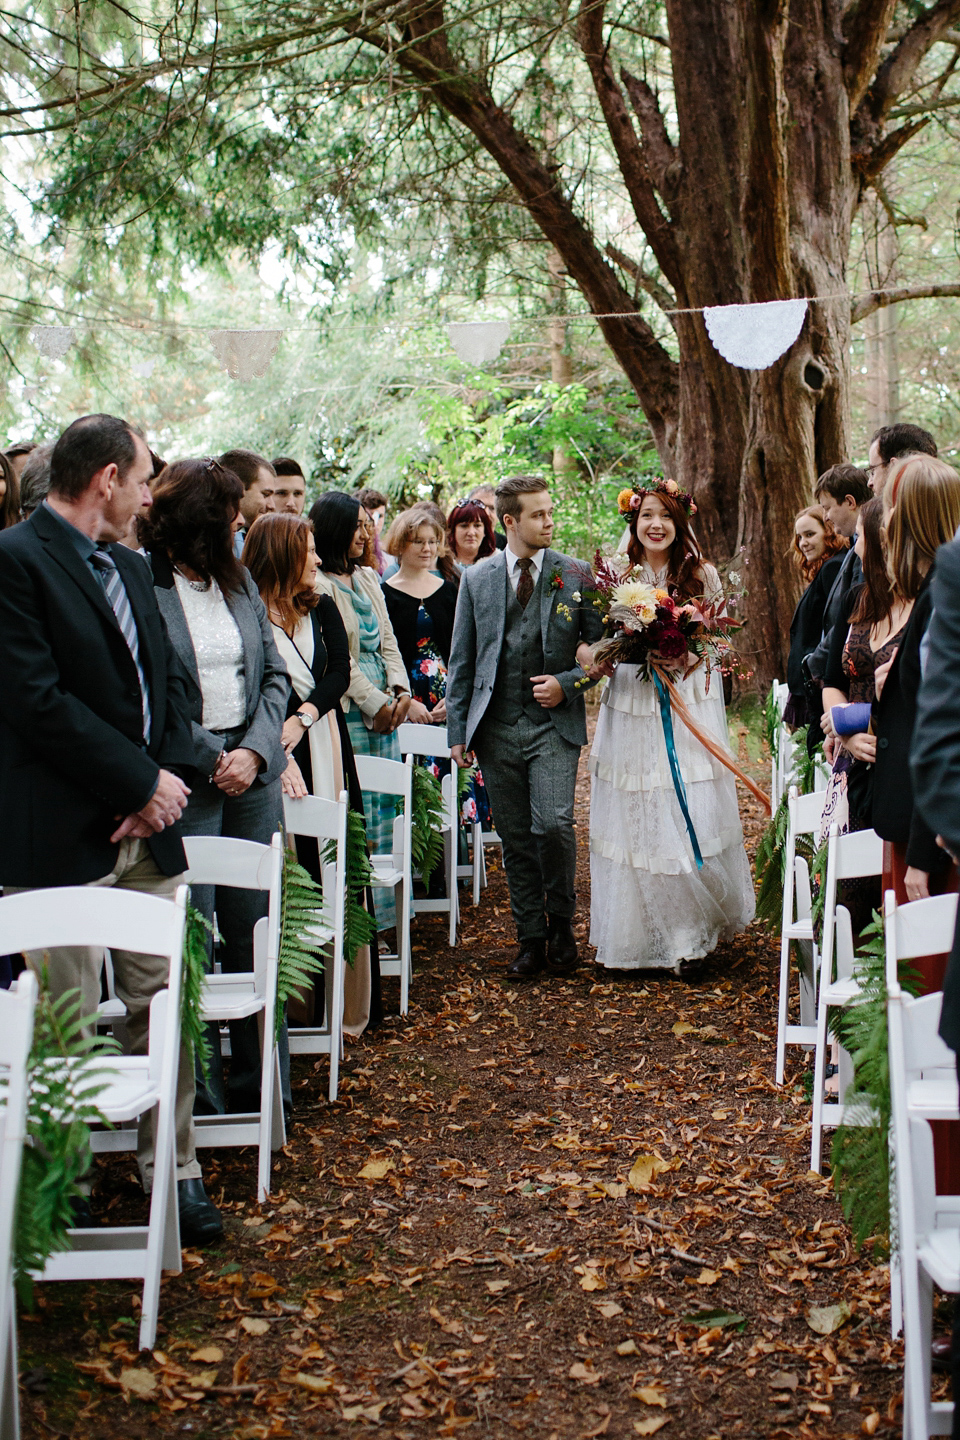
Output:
[830,911,922,1255]
[456,761,477,809]
[322,807,378,965]
[407,763,445,889]
[182,903,214,1082]
[15,976,119,1303]
[277,847,331,1040]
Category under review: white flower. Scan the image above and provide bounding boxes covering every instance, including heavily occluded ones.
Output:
[728,571,741,586]
[572,590,582,602]
[612,579,659,623]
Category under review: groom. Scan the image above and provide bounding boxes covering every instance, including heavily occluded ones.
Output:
[447,475,603,979]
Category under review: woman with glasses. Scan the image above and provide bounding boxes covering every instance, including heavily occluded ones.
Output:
[447,497,496,568]
[143,457,291,1120]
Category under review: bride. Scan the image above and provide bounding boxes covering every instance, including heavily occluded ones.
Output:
[588,479,755,972]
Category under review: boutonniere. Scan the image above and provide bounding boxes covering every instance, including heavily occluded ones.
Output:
[549,566,564,592]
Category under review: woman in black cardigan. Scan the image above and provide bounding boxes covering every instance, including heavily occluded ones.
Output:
[381,507,459,712]
[784,505,846,730]
[244,512,382,1031]
[870,455,960,914]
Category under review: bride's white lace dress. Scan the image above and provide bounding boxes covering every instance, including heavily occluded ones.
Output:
[588,562,756,971]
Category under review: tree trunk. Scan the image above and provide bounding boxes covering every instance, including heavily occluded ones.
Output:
[547,247,576,477]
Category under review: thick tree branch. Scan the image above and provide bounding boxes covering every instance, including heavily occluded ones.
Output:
[842,0,899,110]
[851,281,960,324]
[618,68,680,203]
[853,0,960,141]
[575,1,682,289]
[855,116,930,181]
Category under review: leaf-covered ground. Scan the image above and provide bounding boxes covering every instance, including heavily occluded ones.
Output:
[20,723,932,1439]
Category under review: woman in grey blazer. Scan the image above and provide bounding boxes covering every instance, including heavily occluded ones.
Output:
[143,457,290,1119]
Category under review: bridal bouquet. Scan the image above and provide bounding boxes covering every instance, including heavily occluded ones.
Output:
[586,555,741,683]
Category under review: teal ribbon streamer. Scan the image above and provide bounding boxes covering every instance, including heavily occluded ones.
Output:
[652,670,704,870]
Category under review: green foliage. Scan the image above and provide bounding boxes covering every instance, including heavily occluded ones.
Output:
[277,848,329,1040]
[753,727,822,933]
[15,980,119,1303]
[322,807,378,966]
[456,761,478,810]
[407,765,446,890]
[830,914,922,1255]
[182,904,214,1083]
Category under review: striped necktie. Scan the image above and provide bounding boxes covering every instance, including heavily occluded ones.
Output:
[91,548,152,744]
[515,557,534,608]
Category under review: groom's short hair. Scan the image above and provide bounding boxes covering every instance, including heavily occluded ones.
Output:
[495,474,549,524]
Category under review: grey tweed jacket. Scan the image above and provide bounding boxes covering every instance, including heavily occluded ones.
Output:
[445,547,603,751]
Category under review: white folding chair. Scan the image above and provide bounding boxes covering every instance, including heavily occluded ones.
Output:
[183,833,285,1203]
[0,886,188,1352]
[809,825,884,1171]
[396,723,459,947]
[775,785,828,1084]
[886,889,960,1437]
[282,792,348,1101]
[0,970,37,1440]
[355,753,414,1016]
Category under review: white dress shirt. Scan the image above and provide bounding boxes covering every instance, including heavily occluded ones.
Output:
[504,546,545,594]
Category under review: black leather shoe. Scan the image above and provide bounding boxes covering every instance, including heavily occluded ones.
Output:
[932,1334,952,1370]
[506,938,546,980]
[547,916,579,973]
[69,1194,96,1229]
[177,1178,224,1247]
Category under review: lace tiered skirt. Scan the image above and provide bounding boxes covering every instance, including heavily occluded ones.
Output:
[589,665,755,970]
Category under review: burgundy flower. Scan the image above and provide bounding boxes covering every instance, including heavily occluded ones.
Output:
[657,626,688,661]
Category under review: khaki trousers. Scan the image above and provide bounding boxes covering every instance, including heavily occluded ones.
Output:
[13,838,201,1190]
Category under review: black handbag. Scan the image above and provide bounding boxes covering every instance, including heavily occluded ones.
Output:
[845,758,875,823]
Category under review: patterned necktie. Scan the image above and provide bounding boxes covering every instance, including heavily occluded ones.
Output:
[91,548,152,744]
[515,556,534,609]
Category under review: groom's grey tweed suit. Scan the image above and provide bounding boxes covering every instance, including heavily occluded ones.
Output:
[446,548,603,942]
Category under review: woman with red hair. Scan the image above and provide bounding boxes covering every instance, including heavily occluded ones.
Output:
[588,479,755,974]
[783,505,847,729]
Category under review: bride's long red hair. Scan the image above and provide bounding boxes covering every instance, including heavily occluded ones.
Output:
[626,492,706,601]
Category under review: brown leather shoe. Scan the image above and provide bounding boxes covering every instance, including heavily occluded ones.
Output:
[506,938,546,980]
[547,916,579,973]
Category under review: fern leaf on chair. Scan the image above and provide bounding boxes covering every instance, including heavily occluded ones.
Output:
[322,807,377,965]
[182,902,214,1082]
[276,847,330,1040]
[406,764,445,888]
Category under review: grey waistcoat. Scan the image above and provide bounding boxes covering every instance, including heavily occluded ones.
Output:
[486,566,547,725]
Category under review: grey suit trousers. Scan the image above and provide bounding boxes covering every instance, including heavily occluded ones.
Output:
[473,713,581,941]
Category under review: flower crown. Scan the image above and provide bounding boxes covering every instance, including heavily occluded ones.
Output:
[617,476,697,519]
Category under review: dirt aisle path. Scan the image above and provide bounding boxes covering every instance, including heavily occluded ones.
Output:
[22,741,904,1440]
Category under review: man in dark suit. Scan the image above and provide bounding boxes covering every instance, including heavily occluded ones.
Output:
[911,532,960,1425]
[0,412,222,1244]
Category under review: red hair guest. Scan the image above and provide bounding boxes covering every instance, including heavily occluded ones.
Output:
[783,505,847,729]
[447,497,496,569]
[588,477,756,975]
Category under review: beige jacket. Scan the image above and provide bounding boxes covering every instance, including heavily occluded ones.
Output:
[314,566,409,721]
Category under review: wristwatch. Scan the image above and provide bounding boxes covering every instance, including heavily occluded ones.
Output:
[295,710,315,729]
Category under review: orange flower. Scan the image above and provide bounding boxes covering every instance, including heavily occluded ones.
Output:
[617,487,635,512]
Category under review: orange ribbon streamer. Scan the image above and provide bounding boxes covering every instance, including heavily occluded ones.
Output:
[658,670,772,816]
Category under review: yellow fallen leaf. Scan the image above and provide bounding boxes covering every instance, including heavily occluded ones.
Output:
[628,1154,669,1189]
[711,1110,728,1121]
[634,1420,669,1436]
[696,1268,721,1285]
[634,1385,668,1408]
[240,1317,271,1336]
[119,1368,157,1399]
[569,1361,602,1385]
[672,1021,696,1037]
[358,1157,396,1180]
[294,1373,334,1394]
[189,1346,224,1364]
[579,1271,606,1292]
[596,1301,623,1319]
[485,1279,510,1294]
[617,1339,638,1356]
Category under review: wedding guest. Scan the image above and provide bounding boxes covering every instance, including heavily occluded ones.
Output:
[870,454,960,910]
[447,497,496,568]
[469,483,507,550]
[866,422,936,499]
[17,443,53,518]
[381,501,459,583]
[4,441,35,484]
[805,464,871,691]
[244,511,381,1033]
[271,458,307,516]
[359,486,389,574]
[784,506,846,728]
[143,458,290,1120]
[220,448,277,556]
[310,490,429,929]
[0,453,18,529]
